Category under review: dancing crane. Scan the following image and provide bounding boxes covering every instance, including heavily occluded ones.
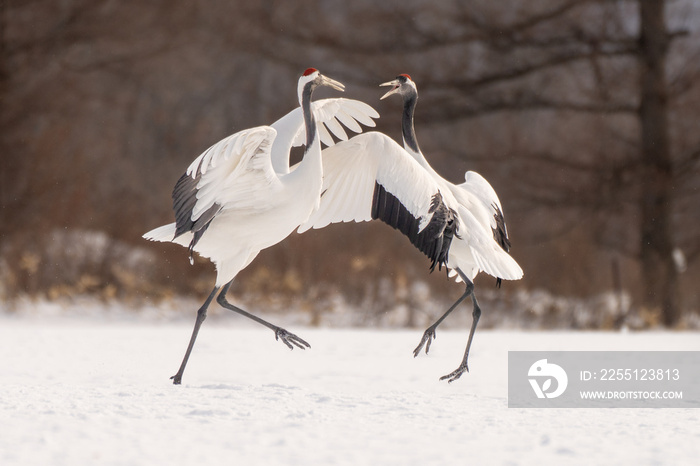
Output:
[144,69,377,385]
[379,74,523,382]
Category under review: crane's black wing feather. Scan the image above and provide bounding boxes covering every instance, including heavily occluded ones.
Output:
[171,172,221,261]
[491,205,512,287]
[372,184,456,272]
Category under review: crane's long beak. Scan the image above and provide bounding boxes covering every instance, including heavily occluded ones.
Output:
[379,79,400,100]
[320,75,345,92]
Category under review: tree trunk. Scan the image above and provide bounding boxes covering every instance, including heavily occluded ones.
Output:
[638,0,679,326]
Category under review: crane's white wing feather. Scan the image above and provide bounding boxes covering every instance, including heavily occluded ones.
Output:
[333,109,363,133]
[457,171,503,231]
[270,98,379,175]
[298,132,443,232]
[454,205,523,281]
[317,123,335,147]
[454,170,513,254]
[460,171,502,208]
[337,100,379,127]
[185,126,280,222]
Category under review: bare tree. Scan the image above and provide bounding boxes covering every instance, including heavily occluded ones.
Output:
[2,0,699,325]
[251,0,700,324]
[638,0,677,325]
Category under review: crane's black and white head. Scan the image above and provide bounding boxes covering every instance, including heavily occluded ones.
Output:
[297,68,345,103]
[380,74,417,100]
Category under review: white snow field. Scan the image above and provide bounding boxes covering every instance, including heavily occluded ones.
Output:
[1,310,699,466]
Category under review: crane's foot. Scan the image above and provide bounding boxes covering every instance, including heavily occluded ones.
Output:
[274,327,310,350]
[439,362,469,383]
[413,326,438,357]
[170,374,183,385]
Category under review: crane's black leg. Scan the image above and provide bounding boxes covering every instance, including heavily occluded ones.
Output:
[440,290,482,383]
[413,268,473,357]
[216,281,310,350]
[171,286,220,385]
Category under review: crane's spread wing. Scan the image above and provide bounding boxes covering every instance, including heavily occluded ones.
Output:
[298,131,456,271]
[171,126,279,258]
[457,171,511,252]
[270,98,379,175]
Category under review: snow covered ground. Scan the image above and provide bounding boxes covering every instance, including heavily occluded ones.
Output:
[1,309,699,466]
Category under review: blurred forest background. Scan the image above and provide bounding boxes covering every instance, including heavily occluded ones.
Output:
[1,0,699,328]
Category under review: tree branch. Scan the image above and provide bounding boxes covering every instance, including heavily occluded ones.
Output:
[420,93,637,122]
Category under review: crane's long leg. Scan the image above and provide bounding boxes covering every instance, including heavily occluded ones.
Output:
[171,286,220,385]
[413,268,473,357]
[216,281,310,350]
[440,291,482,383]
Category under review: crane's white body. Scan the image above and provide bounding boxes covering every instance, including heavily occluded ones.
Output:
[144,98,379,287]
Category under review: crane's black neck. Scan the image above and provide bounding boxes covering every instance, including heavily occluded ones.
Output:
[302,82,317,151]
[402,92,420,154]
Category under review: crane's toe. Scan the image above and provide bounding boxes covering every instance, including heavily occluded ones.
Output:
[413,326,437,357]
[274,328,311,350]
[439,363,469,383]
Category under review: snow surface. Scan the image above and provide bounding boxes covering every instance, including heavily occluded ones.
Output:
[1,310,699,466]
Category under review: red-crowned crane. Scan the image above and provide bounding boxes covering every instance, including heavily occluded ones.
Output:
[144,69,379,385]
[379,74,524,382]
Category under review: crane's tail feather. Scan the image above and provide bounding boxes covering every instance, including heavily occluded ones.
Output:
[447,252,523,284]
[471,247,523,281]
[143,223,177,242]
